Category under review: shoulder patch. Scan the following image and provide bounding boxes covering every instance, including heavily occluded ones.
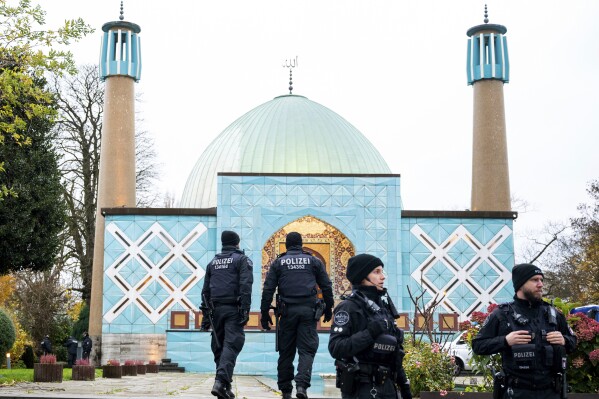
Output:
[334,311,350,326]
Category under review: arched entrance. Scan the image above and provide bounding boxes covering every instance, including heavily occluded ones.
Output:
[261,215,355,299]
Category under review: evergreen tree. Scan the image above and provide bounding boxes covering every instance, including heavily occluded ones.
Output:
[0,78,66,274]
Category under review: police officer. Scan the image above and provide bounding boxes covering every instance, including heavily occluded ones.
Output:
[64,336,78,367]
[329,254,412,399]
[260,232,334,399]
[82,332,92,360]
[200,230,254,399]
[472,263,577,399]
[41,335,52,355]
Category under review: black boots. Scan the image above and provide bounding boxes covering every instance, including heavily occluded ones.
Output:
[282,392,292,399]
[296,386,308,399]
[211,380,229,399]
[226,383,235,399]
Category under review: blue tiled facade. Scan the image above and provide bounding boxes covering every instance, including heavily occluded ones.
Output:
[101,174,515,375]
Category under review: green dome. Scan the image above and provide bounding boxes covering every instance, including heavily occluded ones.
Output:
[179,94,391,208]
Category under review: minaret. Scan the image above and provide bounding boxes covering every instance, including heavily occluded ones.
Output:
[467,6,511,211]
[89,1,141,360]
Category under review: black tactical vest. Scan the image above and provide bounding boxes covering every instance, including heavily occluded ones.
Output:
[500,302,561,376]
[350,294,398,366]
[277,251,318,300]
[209,250,245,301]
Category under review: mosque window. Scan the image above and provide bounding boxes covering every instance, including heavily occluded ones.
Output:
[111,31,129,61]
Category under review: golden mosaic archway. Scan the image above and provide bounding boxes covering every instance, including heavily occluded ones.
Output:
[261,215,355,299]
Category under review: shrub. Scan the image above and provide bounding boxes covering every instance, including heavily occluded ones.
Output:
[0,308,16,356]
[20,345,35,368]
[403,339,455,396]
[107,359,120,366]
[148,360,157,365]
[40,354,57,364]
[124,359,135,366]
[566,312,599,393]
[75,358,90,366]
[135,360,144,365]
[461,303,501,392]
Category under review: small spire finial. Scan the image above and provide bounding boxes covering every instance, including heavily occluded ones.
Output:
[119,1,124,21]
[289,69,293,95]
[484,4,489,24]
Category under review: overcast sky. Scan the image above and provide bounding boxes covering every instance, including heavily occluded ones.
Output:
[41,1,599,259]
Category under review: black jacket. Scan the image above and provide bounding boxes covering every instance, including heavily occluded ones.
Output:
[328,285,409,386]
[201,246,253,310]
[472,296,577,386]
[82,336,92,352]
[64,337,78,355]
[260,246,333,312]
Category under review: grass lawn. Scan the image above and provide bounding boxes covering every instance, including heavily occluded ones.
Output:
[0,368,102,385]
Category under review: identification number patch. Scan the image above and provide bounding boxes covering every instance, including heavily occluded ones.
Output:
[334,311,350,326]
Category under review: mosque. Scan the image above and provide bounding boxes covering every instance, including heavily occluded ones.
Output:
[87,5,517,374]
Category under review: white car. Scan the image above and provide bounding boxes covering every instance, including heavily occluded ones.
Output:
[442,332,473,375]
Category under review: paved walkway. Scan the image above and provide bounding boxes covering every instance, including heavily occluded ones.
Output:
[0,373,340,399]
[0,373,476,399]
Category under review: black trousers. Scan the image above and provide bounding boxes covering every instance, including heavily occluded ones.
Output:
[211,304,245,384]
[67,353,76,367]
[277,303,318,393]
[342,378,397,399]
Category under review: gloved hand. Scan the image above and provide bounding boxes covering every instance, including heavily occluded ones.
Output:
[200,308,211,331]
[323,307,333,323]
[239,309,250,326]
[367,319,387,338]
[200,318,211,331]
[399,383,412,399]
[260,311,273,330]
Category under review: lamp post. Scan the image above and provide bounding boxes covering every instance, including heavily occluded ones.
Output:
[6,353,10,369]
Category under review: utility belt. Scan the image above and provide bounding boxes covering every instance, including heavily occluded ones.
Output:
[277,296,318,317]
[507,376,554,391]
[211,297,240,306]
[335,360,395,395]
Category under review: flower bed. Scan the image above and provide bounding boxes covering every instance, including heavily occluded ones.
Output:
[145,360,159,373]
[102,360,122,379]
[33,355,63,383]
[122,360,138,376]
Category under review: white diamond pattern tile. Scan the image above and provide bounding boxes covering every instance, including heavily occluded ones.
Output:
[104,221,208,324]
[410,224,512,320]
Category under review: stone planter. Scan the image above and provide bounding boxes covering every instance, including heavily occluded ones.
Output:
[145,364,159,373]
[72,365,96,381]
[33,363,64,383]
[136,364,146,375]
[121,364,138,376]
[102,365,122,379]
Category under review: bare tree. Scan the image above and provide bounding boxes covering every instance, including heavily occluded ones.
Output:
[51,64,161,302]
[11,267,70,347]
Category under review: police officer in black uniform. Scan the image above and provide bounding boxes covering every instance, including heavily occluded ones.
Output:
[64,336,78,367]
[260,232,334,399]
[472,263,577,399]
[329,254,412,399]
[82,332,92,360]
[200,230,254,399]
[41,335,52,355]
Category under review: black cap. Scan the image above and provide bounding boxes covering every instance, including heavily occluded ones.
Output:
[346,254,383,285]
[285,232,302,248]
[512,263,544,292]
[221,230,240,246]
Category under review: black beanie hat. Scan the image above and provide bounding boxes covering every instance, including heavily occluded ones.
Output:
[285,232,303,248]
[221,230,240,246]
[512,263,543,292]
[346,254,384,285]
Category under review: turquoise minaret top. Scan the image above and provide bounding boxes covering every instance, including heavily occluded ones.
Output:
[99,2,142,81]
[466,5,509,84]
